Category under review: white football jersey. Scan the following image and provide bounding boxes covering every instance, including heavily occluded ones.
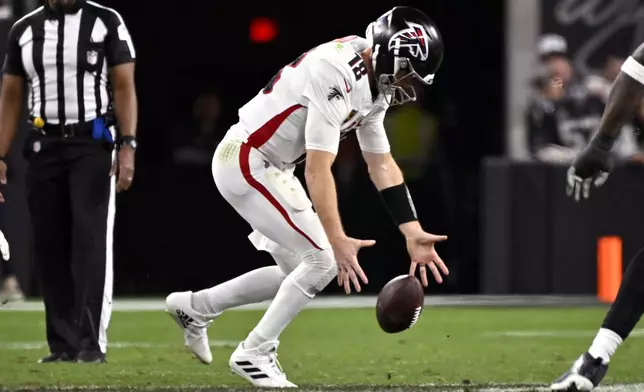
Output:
[227,35,391,168]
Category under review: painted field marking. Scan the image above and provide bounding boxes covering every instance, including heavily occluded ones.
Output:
[0,340,238,350]
[482,329,644,338]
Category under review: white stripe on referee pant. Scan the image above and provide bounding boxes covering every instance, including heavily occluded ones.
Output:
[99,141,116,354]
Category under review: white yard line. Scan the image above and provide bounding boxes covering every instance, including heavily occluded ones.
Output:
[417,385,644,392]
[570,387,644,392]
[482,329,644,338]
[476,386,644,392]
[0,340,238,350]
[0,295,601,312]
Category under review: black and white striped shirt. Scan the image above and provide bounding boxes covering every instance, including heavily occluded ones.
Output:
[2,1,135,125]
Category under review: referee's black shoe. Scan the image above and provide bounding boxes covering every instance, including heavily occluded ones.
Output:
[77,350,106,363]
[38,352,77,363]
[550,352,608,391]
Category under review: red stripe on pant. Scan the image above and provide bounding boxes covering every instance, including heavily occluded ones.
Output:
[239,103,321,251]
[238,143,322,251]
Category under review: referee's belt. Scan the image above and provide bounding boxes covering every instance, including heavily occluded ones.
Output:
[30,117,114,138]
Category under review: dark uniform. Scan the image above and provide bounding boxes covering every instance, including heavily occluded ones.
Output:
[1,0,135,362]
[527,83,605,156]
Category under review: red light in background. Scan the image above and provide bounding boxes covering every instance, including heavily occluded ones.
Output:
[250,17,278,43]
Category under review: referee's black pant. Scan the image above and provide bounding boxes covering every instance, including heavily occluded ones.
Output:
[24,133,114,356]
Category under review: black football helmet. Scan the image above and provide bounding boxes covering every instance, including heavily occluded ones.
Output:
[366,7,444,106]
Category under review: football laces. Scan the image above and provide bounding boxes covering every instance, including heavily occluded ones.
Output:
[408,306,422,328]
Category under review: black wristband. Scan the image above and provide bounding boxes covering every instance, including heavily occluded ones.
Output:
[378,183,418,225]
[118,135,137,150]
[590,132,616,151]
[119,135,136,144]
[0,156,5,163]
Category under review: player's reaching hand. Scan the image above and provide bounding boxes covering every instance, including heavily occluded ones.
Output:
[332,235,375,294]
[406,231,448,286]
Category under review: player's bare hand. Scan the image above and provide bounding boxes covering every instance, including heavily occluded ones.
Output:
[0,160,8,203]
[116,146,135,193]
[406,232,448,286]
[331,235,375,294]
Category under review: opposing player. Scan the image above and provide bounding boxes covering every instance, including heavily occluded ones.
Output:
[166,6,448,388]
[551,43,644,391]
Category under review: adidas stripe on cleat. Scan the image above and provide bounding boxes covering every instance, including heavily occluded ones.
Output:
[229,341,297,388]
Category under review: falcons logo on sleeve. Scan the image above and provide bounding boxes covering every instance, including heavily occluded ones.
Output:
[327,86,342,101]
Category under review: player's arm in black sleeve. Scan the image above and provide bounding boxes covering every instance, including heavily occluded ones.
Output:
[587,43,644,150]
[0,22,26,161]
[565,44,644,200]
[103,9,137,140]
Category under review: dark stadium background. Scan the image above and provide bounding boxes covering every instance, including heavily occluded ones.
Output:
[4,0,506,296]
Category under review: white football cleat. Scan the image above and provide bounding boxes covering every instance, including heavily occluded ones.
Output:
[229,341,297,388]
[165,291,220,364]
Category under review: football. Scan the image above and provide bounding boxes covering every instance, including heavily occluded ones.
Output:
[375,275,424,333]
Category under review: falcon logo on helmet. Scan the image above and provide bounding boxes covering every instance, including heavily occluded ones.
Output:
[367,6,444,106]
[388,22,431,61]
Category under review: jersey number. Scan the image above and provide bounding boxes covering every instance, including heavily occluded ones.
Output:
[263,52,308,94]
[262,43,367,94]
[348,54,368,81]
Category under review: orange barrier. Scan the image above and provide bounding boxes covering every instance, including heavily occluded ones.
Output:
[597,236,623,303]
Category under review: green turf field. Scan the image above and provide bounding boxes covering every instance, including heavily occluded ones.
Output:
[1,306,643,391]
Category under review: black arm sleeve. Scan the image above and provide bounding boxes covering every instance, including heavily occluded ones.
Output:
[2,23,26,77]
[587,42,644,146]
[102,10,135,67]
[378,183,418,226]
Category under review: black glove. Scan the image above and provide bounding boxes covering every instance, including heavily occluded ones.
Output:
[566,134,615,201]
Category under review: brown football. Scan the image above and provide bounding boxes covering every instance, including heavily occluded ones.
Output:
[375,275,424,333]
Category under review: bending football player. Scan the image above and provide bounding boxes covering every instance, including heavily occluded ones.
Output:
[551,43,644,391]
[166,6,448,388]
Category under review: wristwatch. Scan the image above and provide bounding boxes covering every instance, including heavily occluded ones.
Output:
[119,136,137,150]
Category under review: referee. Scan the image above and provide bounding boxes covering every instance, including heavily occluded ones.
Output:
[0,0,137,363]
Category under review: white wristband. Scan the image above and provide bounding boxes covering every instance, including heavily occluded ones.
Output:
[621,56,644,85]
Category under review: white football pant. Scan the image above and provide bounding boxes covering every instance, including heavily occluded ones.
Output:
[212,137,337,297]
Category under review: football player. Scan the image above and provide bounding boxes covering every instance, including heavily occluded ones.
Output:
[166,6,448,388]
[552,43,644,391]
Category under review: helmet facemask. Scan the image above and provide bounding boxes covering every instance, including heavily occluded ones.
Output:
[377,56,434,106]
